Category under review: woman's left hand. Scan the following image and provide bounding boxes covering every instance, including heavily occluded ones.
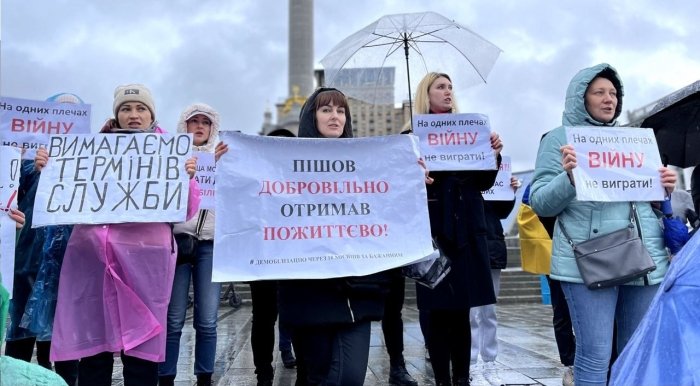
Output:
[418,159,434,185]
[8,208,25,228]
[186,157,197,179]
[659,166,677,195]
[490,132,503,155]
[214,141,229,162]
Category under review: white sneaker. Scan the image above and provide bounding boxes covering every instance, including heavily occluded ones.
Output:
[562,366,574,386]
[482,361,503,386]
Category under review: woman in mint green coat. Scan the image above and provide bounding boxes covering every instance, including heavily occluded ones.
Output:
[530,63,677,386]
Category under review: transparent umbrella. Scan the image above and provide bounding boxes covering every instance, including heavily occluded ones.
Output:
[320,11,502,113]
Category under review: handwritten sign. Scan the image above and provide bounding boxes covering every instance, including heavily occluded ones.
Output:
[0,97,91,159]
[412,113,496,171]
[566,126,665,201]
[194,151,216,210]
[213,132,433,281]
[483,155,514,201]
[1,146,21,295]
[33,133,192,226]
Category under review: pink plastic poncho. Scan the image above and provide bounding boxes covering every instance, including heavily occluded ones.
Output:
[49,178,200,362]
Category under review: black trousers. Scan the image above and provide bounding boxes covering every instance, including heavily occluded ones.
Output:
[250,280,279,380]
[293,322,371,386]
[78,351,158,386]
[4,337,78,386]
[422,309,470,383]
[547,276,576,366]
[381,273,407,364]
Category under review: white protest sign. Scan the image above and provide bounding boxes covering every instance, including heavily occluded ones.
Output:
[213,132,433,282]
[412,113,496,171]
[483,156,515,201]
[194,151,216,210]
[0,97,91,159]
[1,146,21,295]
[33,133,193,226]
[566,126,665,202]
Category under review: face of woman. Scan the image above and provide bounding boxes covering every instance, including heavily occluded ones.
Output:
[186,114,212,146]
[428,76,453,113]
[315,102,346,138]
[585,77,618,123]
[117,102,153,129]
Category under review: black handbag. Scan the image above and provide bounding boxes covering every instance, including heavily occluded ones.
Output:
[402,238,452,289]
[175,210,208,265]
[559,203,656,290]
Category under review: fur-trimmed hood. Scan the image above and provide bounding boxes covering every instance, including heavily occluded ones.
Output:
[177,103,221,153]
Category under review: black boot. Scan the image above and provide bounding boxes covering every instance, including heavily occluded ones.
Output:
[257,373,274,386]
[281,349,297,369]
[453,377,470,386]
[436,379,451,386]
[158,375,175,386]
[196,373,213,386]
[389,361,418,386]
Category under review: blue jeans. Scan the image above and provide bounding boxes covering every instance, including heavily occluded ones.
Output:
[159,240,221,377]
[561,282,658,386]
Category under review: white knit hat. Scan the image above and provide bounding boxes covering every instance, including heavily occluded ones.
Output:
[113,84,156,120]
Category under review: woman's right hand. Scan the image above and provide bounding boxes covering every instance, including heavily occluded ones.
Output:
[34,147,49,172]
[560,144,577,184]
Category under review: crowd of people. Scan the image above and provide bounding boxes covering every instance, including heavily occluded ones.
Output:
[1,62,692,386]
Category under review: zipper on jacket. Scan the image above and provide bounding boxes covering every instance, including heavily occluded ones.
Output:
[346,298,355,323]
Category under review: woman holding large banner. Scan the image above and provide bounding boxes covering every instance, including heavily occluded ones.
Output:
[276,87,390,386]
[412,72,503,386]
[34,84,201,386]
[529,63,677,385]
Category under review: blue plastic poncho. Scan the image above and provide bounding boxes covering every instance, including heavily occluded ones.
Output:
[610,231,700,385]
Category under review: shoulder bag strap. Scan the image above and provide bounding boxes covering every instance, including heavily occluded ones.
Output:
[195,210,208,237]
[558,203,635,247]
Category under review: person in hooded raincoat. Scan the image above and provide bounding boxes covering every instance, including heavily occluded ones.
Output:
[529,63,677,385]
[1,209,67,385]
[159,103,223,386]
[5,93,82,386]
[34,84,201,386]
[411,72,503,386]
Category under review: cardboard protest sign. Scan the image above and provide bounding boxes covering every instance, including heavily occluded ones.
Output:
[566,126,665,201]
[412,113,497,171]
[194,151,215,210]
[33,133,192,226]
[0,97,91,159]
[1,146,21,296]
[213,132,433,281]
[483,155,515,201]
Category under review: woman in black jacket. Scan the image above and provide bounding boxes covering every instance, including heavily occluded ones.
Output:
[413,72,503,386]
[277,88,390,386]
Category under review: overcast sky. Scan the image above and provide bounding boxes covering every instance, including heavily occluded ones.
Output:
[2,0,699,172]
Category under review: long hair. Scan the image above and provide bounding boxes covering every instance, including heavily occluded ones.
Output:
[413,72,459,114]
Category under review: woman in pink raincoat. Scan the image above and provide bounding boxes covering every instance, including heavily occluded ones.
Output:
[34,84,201,386]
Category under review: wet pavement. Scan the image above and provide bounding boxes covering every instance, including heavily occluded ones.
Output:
[150,300,568,386]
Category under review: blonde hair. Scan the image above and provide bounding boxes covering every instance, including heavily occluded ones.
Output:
[413,72,459,114]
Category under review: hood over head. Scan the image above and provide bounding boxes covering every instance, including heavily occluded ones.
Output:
[298,87,353,138]
[177,103,221,152]
[562,63,624,127]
